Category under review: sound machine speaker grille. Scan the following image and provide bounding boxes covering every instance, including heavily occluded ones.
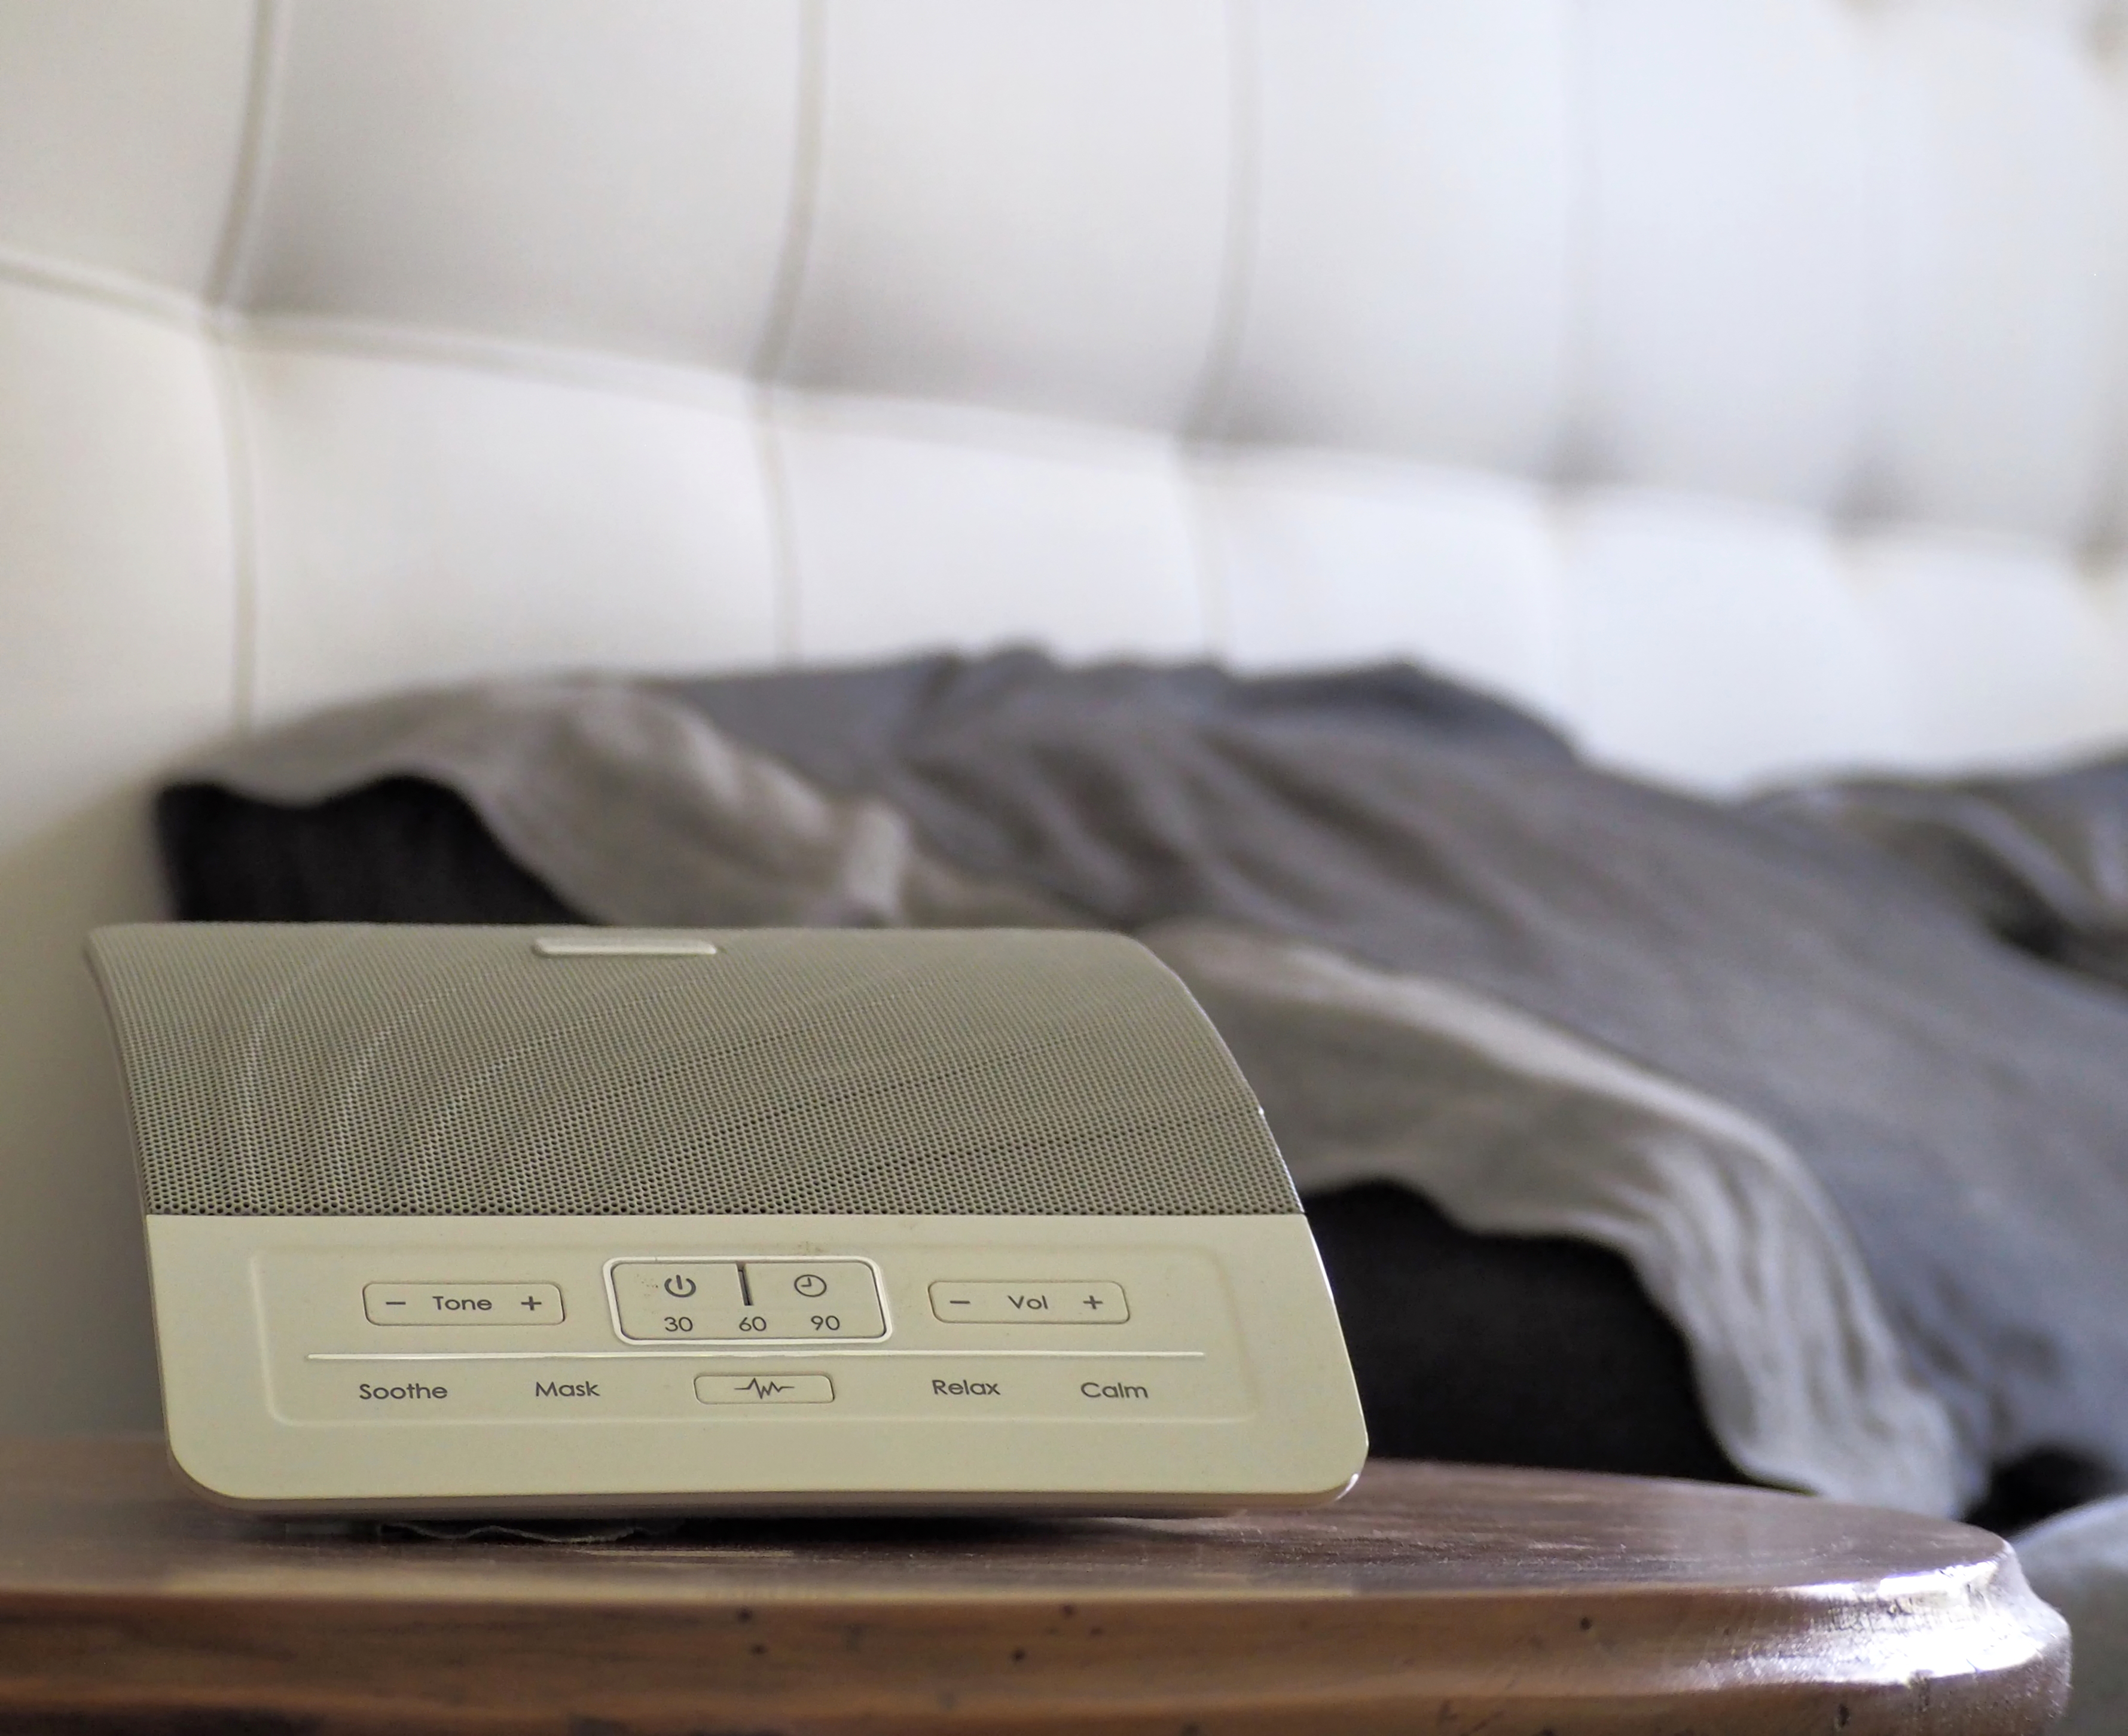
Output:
[90,925,1300,1220]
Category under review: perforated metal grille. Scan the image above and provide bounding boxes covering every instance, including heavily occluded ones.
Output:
[89,926,1299,1218]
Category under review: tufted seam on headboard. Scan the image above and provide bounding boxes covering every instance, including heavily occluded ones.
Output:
[749,0,829,663]
[202,0,280,316]
[197,0,282,736]
[0,243,203,330]
[1173,0,1268,649]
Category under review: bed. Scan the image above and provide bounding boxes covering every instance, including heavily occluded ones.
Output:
[149,655,2128,1529]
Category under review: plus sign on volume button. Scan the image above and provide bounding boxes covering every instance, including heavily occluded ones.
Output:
[928,1281,1128,1324]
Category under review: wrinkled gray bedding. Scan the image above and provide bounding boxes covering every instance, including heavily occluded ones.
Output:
[2016,1492,2128,1735]
[177,655,2128,1517]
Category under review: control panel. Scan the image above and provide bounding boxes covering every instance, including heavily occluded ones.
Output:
[142,1212,1367,1514]
[244,1234,1248,1429]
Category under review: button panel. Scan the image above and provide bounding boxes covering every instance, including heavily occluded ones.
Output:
[364,1282,564,1325]
[695,1373,835,1405]
[609,1259,886,1341]
[929,1280,1128,1324]
[261,1241,1255,1427]
[280,1356,1237,1423]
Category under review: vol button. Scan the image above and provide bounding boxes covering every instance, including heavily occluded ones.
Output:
[663,1274,698,1298]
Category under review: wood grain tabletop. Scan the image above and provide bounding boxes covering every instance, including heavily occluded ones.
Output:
[0,1435,2069,1734]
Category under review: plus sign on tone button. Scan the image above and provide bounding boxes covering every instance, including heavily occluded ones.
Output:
[929,1281,1128,1324]
[364,1283,565,1325]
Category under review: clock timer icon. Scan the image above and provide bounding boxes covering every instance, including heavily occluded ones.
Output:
[793,1273,828,1298]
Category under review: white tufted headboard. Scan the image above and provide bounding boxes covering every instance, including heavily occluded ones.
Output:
[4,0,2127,1432]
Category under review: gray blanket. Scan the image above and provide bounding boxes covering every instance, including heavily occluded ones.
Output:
[187,654,2128,1516]
[2017,1492,2128,1734]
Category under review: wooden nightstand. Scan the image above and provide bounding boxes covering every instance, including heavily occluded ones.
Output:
[0,1437,2067,1733]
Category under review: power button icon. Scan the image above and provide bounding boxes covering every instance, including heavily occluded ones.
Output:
[662,1273,698,1298]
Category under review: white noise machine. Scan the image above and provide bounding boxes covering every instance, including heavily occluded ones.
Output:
[88,924,1367,1515]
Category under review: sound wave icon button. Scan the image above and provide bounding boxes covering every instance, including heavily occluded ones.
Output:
[694,1373,835,1405]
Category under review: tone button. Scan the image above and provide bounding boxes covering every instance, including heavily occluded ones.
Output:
[929,1281,1128,1324]
[365,1283,564,1325]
